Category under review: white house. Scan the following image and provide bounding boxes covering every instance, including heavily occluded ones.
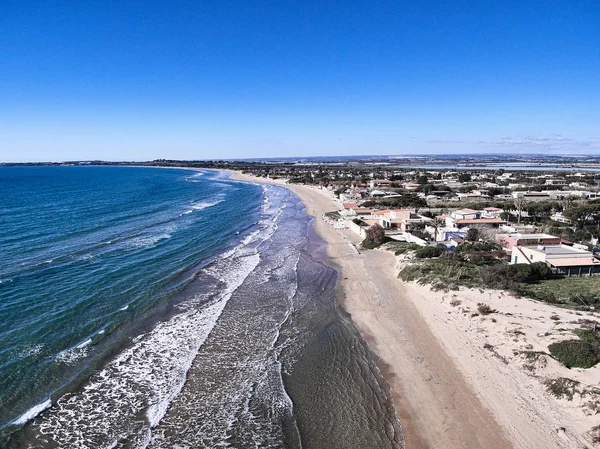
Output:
[511,244,600,277]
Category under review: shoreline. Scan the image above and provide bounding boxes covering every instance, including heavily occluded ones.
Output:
[224,170,600,449]
[223,170,514,448]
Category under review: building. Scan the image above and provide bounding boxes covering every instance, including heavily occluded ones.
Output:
[375,209,431,232]
[496,233,562,250]
[445,208,506,230]
[511,244,600,277]
[369,179,394,188]
[340,202,359,216]
[481,207,503,218]
[402,182,420,191]
[545,178,567,186]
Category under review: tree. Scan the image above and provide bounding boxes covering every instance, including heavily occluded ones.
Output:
[417,175,429,185]
[514,197,526,224]
[458,173,472,183]
[466,228,480,242]
[365,224,386,244]
[432,216,446,241]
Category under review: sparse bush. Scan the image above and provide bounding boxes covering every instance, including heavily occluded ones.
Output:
[394,243,420,255]
[414,246,443,259]
[450,299,462,307]
[544,377,581,400]
[468,251,502,266]
[477,303,495,315]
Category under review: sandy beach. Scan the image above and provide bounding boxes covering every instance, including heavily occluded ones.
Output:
[226,170,599,449]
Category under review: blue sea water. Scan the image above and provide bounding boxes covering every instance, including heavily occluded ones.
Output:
[0,166,262,438]
[1,165,402,448]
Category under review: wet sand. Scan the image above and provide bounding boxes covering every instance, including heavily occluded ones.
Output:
[226,171,514,449]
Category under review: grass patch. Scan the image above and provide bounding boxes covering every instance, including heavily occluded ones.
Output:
[386,241,421,255]
[518,276,600,308]
[399,258,483,291]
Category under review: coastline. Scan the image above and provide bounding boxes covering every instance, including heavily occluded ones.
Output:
[224,170,595,449]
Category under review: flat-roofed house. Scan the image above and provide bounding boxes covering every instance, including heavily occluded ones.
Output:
[377,209,432,232]
[511,244,600,277]
[445,208,505,230]
[496,233,563,250]
[482,207,503,218]
[369,179,394,188]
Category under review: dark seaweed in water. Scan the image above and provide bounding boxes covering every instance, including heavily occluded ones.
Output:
[9,182,402,448]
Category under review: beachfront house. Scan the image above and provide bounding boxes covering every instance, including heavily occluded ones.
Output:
[496,233,564,253]
[511,244,600,277]
[375,209,432,232]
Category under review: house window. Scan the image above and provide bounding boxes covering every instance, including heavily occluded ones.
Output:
[530,255,533,260]
[514,256,518,263]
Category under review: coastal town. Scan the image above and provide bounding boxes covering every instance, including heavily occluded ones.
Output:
[227,161,600,448]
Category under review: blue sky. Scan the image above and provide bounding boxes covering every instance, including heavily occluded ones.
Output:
[1,0,599,161]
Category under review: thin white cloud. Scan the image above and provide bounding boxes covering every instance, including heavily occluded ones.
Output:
[429,135,600,153]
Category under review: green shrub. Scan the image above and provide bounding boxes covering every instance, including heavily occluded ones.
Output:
[529,262,553,281]
[481,264,529,289]
[548,339,600,369]
[324,211,341,220]
[414,247,443,259]
[573,328,598,343]
[361,239,381,250]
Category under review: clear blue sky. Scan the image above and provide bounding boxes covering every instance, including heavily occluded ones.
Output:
[1,0,599,161]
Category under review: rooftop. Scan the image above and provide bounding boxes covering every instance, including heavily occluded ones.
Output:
[455,218,505,224]
[523,244,588,256]
[548,257,600,267]
[455,208,479,214]
[502,233,558,240]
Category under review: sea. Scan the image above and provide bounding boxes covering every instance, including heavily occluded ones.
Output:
[0,166,402,448]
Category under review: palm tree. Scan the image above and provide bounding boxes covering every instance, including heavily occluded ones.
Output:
[432,216,445,241]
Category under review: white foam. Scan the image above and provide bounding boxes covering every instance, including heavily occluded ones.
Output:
[76,339,93,349]
[126,233,172,250]
[33,249,262,446]
[180,210,193,216]
[12,399,52,425]
[191,200,223,211]
[119,305,129,311]
[27,184,290,446]
[17,344,44,358]
[55,345,89,364]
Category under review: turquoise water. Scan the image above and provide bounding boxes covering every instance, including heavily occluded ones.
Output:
[0,166,262,438]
